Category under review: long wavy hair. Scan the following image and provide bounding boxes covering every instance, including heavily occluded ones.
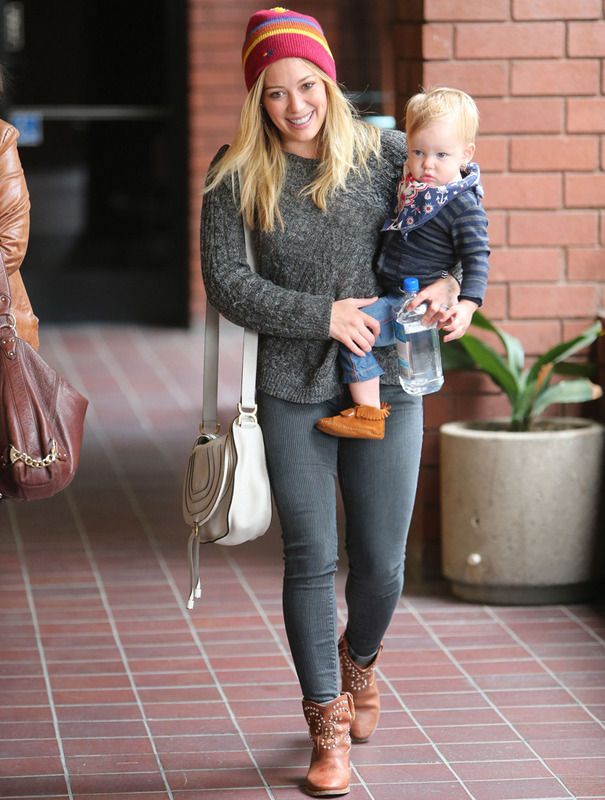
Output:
[204,61,381,232]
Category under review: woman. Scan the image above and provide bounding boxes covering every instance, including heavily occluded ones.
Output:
[201,8,458,796]
[0,70,38,349]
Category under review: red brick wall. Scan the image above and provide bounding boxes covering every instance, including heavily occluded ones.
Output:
[394,1,605,577]
[188,1,254,320]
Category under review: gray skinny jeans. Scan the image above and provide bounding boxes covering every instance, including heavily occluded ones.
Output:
[257,384,423,703]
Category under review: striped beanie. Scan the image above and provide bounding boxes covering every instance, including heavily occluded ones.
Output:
[242,7,336,91]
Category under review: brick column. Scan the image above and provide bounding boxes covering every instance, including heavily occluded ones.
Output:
[393,0,605,578]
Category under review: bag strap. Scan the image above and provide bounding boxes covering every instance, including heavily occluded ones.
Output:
[0,254,18,353]
[0,252,14,317]
[201,172,259,432]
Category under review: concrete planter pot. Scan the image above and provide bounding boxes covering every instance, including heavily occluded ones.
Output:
[440,418,605,604]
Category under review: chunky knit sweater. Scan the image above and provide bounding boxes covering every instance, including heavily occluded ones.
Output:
[201,128,406,404]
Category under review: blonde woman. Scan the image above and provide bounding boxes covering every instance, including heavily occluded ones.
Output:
[201,8,458,796]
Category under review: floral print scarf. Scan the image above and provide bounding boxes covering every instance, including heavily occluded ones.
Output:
[382,162,483,237]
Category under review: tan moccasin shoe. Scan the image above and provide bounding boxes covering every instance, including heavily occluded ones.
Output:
[315,403,391,440]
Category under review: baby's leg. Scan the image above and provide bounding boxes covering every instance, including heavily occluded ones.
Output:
[316,374,390,441]
[315,297,394,440]
[349,376,381,409]
[315,392,391,440]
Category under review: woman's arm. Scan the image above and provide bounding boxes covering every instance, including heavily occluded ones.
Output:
[201,169,336,341]
[0,124,30,275]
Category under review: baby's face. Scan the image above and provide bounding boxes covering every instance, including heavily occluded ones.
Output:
[407,114,475,187]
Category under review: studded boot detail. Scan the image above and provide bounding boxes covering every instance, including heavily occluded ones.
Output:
[302,692,354,797]
[339,635,383,743]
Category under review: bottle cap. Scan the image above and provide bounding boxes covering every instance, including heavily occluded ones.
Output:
[402,277,420,293]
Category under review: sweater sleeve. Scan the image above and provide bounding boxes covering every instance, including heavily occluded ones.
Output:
[451,204,490,305]
[200,152,333,340]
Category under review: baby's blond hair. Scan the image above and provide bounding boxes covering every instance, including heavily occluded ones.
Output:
[405,87,479,143]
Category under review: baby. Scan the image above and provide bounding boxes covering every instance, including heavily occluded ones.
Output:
[317,86,490,439]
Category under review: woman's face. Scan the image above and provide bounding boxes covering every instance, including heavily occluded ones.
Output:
[262,58,328,159]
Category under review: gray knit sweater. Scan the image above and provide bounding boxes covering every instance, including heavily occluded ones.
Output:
[201,128,406,404]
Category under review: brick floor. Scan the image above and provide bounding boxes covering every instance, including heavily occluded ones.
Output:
[1,325,604,800]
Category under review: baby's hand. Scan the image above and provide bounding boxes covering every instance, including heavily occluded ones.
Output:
[440,299,478,342]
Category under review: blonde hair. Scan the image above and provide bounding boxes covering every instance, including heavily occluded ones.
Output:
[405,86,479,143]
[204,61,381,232]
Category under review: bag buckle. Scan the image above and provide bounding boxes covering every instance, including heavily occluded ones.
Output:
[0,312,16,333]
[237,403,257,426]
[198,423,220,437]
[0,312,17,356]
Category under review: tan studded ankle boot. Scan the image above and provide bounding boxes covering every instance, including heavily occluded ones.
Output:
[339,636,383,743]
[315,403,391,440]
[302,692,354,797]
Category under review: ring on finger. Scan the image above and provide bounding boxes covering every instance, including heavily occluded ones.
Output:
[439,304,449,311]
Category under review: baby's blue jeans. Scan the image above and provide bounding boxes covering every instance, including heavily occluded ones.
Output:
[338,294,402,383]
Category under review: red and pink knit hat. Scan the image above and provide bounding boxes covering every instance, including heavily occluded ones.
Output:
[242,7,336,91]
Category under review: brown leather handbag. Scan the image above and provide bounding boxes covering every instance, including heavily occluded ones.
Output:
[10,269,39,350]
[0,256,88,501]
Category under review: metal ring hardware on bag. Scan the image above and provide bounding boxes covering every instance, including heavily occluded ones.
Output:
[199,421,221,436]
[0,313,16,331]
[236,402,258,426]
[0,315,17,359]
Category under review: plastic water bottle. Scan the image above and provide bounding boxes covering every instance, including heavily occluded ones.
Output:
[394,277,444,396]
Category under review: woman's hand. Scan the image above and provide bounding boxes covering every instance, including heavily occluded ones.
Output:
[406,274,460,327]
[329,297,380,356]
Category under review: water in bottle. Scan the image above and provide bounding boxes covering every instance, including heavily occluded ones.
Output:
[394,277,444,396]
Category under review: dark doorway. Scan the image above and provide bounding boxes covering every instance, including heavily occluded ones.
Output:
[1,0,189,325]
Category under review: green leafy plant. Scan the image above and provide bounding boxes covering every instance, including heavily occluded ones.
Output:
[442,311,604,432]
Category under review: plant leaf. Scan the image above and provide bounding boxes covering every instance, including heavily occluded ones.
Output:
[527,320,603,384]
[530,378,603,418]
[535,364,553,394]
[553,361,596,377]
[470,311,525,377]
[516,363,557,425]
[441,339,477,371]
[458,333,519,401]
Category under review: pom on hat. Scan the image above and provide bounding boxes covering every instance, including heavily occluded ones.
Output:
[242,7,336,91]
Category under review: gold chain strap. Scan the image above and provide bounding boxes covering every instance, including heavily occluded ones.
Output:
[9,439,59,468]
